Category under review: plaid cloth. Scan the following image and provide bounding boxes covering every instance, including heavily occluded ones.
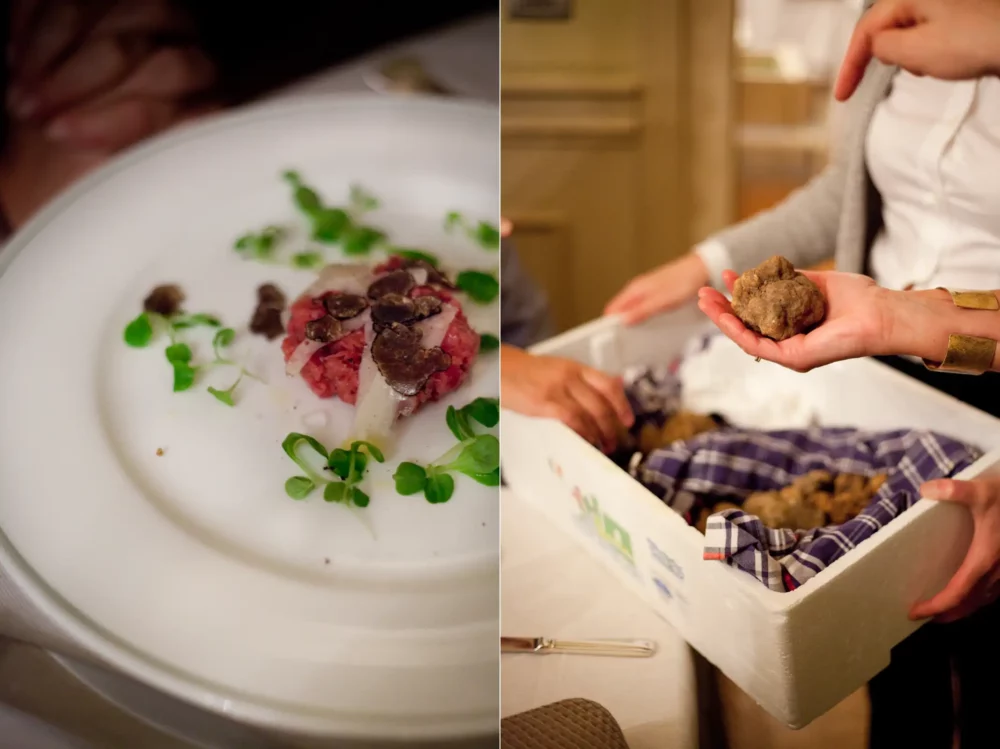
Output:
[626,367,983,591]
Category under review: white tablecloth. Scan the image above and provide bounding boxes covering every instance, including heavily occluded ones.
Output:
[0,13,497,748]
[501,489,699,749]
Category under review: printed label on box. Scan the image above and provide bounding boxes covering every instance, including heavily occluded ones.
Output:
[548,457,639,578]
[647,539,685,582]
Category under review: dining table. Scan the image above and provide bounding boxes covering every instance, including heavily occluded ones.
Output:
[0,13,496,749]
[501,487,704,749]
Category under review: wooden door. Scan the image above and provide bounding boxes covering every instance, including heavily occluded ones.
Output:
[501,0,737,331]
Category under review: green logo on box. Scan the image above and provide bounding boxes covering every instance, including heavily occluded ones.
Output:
[549,458,636,568]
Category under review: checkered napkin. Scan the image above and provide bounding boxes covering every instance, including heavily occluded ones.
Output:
[626,369,983,592]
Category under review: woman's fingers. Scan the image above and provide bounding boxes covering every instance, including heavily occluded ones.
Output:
[45,46,217,149]
[46,96,177,150]
[89,0,195,38]
[568,379,621,451]
[543,396,602,449]
[721,269,738,292]
[579,368,634,428]
[17,34,153,119]
[111,45,216,100]
[834,0,918,101]
[910,543,992,621]
[12,1,104,86]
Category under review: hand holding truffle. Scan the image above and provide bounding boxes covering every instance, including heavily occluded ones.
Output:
[698,257,887,372]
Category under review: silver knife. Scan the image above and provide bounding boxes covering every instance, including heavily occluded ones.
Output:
[501,636,657,658]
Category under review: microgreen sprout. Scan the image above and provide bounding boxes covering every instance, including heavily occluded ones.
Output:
[281,433,384,508]
[444,212,500,250]
[124,306,254,405]
[235,226,285,261]
[292,251,324,269]
[455,270,500,304]
[392,397,500,504]
[349,184,380,213]
[392,248,440,267]
[479,333,500,352]
[279,171,385,255]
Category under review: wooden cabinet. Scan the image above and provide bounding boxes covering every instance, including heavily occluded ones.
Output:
[501,1,737,331]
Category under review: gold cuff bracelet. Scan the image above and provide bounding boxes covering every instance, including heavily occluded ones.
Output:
[921,288,999,375]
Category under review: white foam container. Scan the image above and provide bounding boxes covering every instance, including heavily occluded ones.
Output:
[501,304,1000,729]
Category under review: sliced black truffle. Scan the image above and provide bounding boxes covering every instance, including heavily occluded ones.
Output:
[304,316,343,343]
[371,293,417,329]
[257,283,286,307]
[401,258,455,289]
[250,283,286,339]
[371,322,452,397]
[412,295,442,320]
[144,285,184,317]
[367,270,414,300]
[323,293,368,320]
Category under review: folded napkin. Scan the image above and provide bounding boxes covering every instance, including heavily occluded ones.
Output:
[625,366,983,591]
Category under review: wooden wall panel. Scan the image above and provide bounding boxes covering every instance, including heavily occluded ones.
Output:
[502,0,737,331]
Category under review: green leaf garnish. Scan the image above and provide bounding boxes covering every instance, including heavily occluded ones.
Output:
[282,434,381,508]
[285,476,315,499]
[349,184,379,213]
[466,467,501,486]
[124,313,154,347]
[234,226,284,260]
[165,342,192,364]
[446,435,500,477]
[312,208,350,244]
[446,405,475,442]
[392,249,440,267]
[393,462,427,495]
[475,221,500,249]
[323,482,346,503]
[172,362,197,392]
[444,211,463,231]
[425,473,455,504]
[455,270,499,304]
[444,212,500,250]
[342,226,386,256]
[292,251,324,269]
[172,313,221,330]
[479,333,500,352]
[393,397,499,504]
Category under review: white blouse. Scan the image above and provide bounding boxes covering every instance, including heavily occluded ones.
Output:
[866,72,1000,292]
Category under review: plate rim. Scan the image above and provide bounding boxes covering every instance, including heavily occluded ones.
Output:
[0,93,499,741]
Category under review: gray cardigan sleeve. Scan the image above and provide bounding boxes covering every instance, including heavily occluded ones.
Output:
[704,1,880,280]
[709,155,847,278]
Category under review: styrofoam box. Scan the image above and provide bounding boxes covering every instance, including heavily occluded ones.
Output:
[501,304,1000,729]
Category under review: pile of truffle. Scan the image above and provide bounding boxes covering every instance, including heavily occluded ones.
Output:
[696,470,887,533]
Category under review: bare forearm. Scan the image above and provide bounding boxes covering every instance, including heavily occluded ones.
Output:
[883,288,1000,372]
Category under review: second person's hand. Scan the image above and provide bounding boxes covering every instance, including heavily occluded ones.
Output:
[500,345,634,453]
[604,252,709,326]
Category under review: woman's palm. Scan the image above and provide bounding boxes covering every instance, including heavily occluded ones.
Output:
[698,270,886,372]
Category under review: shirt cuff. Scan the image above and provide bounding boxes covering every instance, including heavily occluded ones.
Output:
[693,239,733,294]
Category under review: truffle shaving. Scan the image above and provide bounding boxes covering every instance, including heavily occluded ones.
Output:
[371,323,452,397]
[144,285,184,317]
[367,270,414,300]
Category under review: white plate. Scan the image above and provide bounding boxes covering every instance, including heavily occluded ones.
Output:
[0,96,499,741]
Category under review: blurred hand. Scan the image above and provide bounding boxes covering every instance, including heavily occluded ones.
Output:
[8,0,217,151]
[604,253,709,325]
[910,477,1000,623]
[501,345,634,452]
[696,269,891,372]
[835,0,1000,102]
